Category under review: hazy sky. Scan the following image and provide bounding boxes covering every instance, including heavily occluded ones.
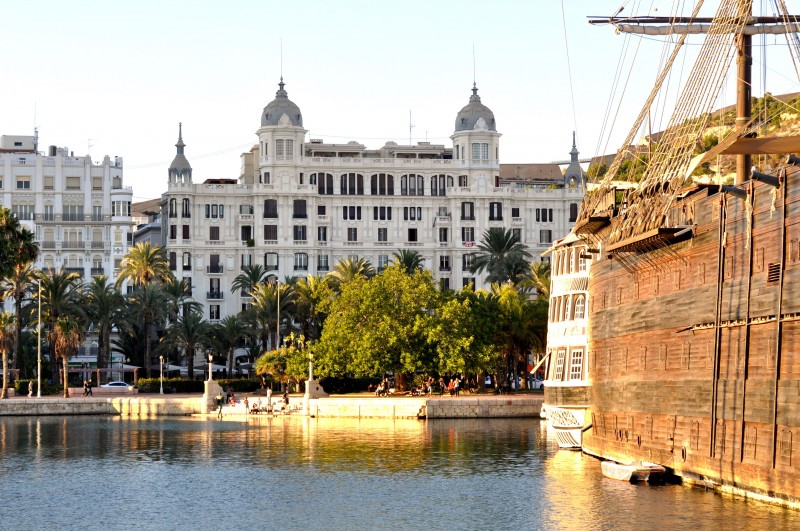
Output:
[4,0,799,201]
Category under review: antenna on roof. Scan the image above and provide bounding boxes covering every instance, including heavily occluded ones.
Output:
[409,110,414,144]
[472,44,476,85]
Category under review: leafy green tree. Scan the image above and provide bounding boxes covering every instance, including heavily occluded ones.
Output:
[160,308,212,380]
[84,275,127,371]
[326,257,375,292]
[429,288,499,382]
[128,283,167,378]
[392,249,423,274]
[0,312,15,398]
[314,265,439,390]
[255,332,310,391]
[469,228,532,284]
[39,270,85,383]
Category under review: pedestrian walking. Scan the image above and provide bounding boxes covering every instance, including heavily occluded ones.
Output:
[28,380,33,397]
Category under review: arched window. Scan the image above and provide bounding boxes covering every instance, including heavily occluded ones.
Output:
[401,174,424,196]
[340,173,364,195]
[578,248,587,272]
[370,173,394,195]
[181,198,190,217]
[309,174,317,185]
[574,295,586,319]
[431,174,450,197]
[182,252,191,271]
[563,295,571,321]
[314,173,334,195]
[553,297,561,323]
[567,249,574,274]
[168,198,177,218]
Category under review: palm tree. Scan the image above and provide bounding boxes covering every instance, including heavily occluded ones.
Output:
[115,242,172,289]
[292,275,331,341]
[162,277,201,324]
[0,206,38,282]
[211,315,250,376]
[245,281,293,353]
[53,316,85,398]
[161,308,212,380]
[518,260,551,300]
[392,249,424,274]
[469,228,533,285]
[128,283,167,378]
[84,275,127,371]
[1,263,38,373]
[326,257,375,292]
[0,312,15,399]
[231,264,268,297]
[39,270,84,383]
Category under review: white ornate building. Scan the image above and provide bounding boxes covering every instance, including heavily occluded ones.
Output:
[0,133,134,287]
[160,79,584,324]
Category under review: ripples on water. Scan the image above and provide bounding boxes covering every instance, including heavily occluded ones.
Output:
[0,416,794,530]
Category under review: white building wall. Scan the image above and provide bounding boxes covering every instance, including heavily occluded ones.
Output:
[0,139,134,296]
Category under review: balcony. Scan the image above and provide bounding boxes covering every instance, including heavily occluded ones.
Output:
[405,242,423,247]
[35,213,56,222]
[512,217,523,224]
[344,241,363,246]
[91,241,107,250]
[293,240,308,245]
[462,241,476,248]
[64,267,84,277]
[238,214,254,222]
[439,267,452,272]
[62,241,85,250]
[207,265,224,274]
[318,264,329,272]
[62,214,85,222]
[91,267,104,276]
[41,241,58,250]
[206,291,224,300]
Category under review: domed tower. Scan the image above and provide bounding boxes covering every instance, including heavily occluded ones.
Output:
[256,78,307,184]
[451,83,501,176]
[168,123,192,184]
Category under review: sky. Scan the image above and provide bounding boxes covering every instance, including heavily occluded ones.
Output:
[4,0,800,201]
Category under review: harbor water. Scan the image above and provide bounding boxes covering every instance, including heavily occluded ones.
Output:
[0,416,793,530]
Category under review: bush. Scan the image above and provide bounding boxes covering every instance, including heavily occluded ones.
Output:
[14,379,62,396]
[136,377,205,394]
[217,378,260,393]
[319,376,380,394]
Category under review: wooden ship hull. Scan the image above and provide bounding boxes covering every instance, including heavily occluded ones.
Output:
[578,1,800,506]
[582,170,800,506]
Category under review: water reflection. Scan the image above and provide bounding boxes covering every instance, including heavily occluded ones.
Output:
[0,416,794,530]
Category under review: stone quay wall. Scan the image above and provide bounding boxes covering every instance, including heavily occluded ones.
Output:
[310,396,543,419]
[0,394,542,419]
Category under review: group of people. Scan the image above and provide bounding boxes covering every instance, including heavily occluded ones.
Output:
[373,377,392,397]
[82,380,93,397]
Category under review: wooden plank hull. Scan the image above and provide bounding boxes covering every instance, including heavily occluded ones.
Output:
[583,169,800,507]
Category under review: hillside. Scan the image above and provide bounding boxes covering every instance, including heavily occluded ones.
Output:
[587,92,800,184]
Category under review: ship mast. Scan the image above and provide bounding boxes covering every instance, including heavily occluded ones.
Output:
[735,1,752,184]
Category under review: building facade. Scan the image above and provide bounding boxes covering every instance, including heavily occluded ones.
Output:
[0,133,134,287]
[161,80,584,324]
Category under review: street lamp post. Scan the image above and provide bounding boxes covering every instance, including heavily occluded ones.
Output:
[208,352,213,381]
[37,279,42,399]
[159,355,164,394]
[275,278,280,350]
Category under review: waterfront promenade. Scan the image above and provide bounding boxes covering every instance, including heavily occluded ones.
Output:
[0,392,543,419]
